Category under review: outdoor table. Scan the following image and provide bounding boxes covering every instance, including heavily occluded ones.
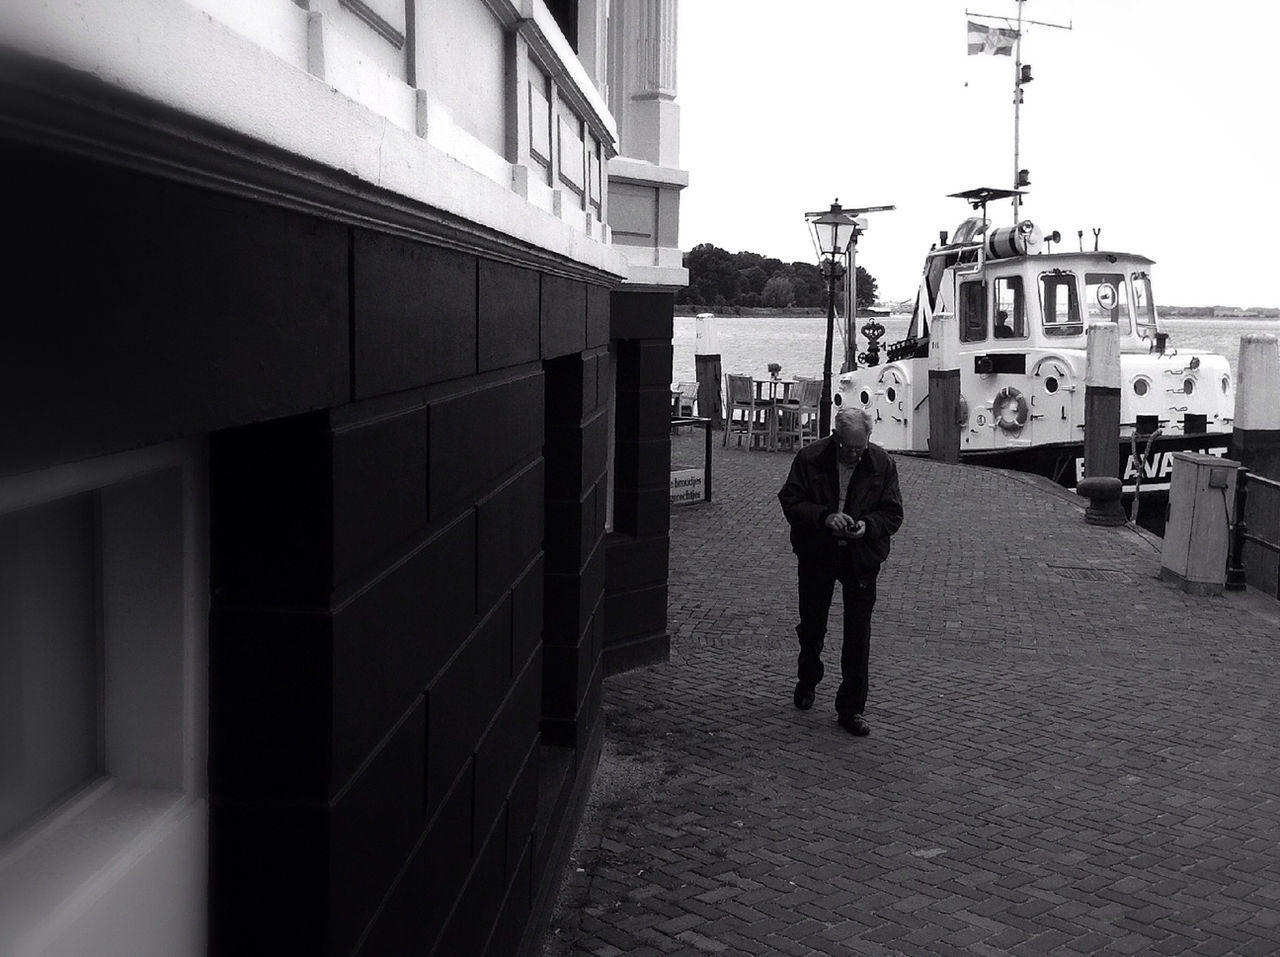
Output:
[752,377,796,451]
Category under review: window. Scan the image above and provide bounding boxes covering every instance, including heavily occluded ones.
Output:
[1085,272,1132,334]
[1132,272,1159,339]
[1041,271,1082,337]
[0,493,102,843]
[545,0,579,50]
[0,440,207,956]
[959,281,987,342]
[993,275,1027,339]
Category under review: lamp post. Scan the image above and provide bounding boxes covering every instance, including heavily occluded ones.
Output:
[805,200,893,437]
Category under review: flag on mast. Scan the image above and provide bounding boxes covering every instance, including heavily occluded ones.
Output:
[967,20,1017,55]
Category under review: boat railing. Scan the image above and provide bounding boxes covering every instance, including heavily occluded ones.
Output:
[1227,469,1280,601]
[885,337,930,362]
[949,241,986,276]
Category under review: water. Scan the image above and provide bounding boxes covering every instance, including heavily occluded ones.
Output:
[671,315,1279,388]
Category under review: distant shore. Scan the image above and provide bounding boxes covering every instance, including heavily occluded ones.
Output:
[1160,308,1280,319]
[674,306,892,319]
[676,306,1280,320]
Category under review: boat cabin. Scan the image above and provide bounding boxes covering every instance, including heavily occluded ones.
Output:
[835,218,1235,458]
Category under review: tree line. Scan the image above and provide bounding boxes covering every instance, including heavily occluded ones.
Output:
[676,243,879,311]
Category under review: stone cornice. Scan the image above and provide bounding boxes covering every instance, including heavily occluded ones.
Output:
[0,51,626,287]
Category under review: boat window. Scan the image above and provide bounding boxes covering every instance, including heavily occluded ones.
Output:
[1040,271,1081,337]
[1132,272,1159,338]
[1085,272,1132,334]
[993,276,1026,339]
[959,281,986,342]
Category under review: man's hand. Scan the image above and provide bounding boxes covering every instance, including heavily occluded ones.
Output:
[825,512,854,534]
[826,513,867,539]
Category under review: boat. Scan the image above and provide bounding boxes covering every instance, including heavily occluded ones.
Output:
[832,188,1234,532]
[831,4,1233,533]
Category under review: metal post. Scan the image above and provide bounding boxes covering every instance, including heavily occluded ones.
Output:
[1012,0,1024,224]
[846,235,858,372]
[820,260,837,437]
[1226,469,1249,591]
[703,417,713,502]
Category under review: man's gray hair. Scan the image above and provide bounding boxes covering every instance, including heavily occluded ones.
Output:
[834,407,873,435]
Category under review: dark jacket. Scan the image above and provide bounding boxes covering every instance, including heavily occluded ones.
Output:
[777,436,904,581]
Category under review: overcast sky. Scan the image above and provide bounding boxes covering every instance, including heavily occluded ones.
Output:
[674,0,1279,308]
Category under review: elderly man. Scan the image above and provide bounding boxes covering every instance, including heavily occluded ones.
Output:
[777,407,903,736]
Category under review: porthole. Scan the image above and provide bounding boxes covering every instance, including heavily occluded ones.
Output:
[1133,377,1150,397]
[886,386,897,402]
[833,393,842,406]
[859,390,871,406]
[1183,378,1195,395]
[1221,375,1231,395]
[1044,376,1059,395]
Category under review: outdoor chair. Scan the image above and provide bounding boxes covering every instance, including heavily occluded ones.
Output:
[777,376,822,449]
[675,381,697,417]
[724,373,773,449]
[671,381,699,435]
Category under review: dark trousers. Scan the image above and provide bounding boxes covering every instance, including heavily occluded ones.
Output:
[795,553,877,718]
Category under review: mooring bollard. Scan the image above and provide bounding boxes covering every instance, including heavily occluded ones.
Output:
[1077,476,1126,526]
[1082,323,1125,524]
[927,312,960,464]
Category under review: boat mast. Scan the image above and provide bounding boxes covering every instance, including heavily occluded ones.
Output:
[968,3,1071,223]
[1012,0,1025,224]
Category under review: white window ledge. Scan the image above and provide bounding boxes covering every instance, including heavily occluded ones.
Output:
[0,784,207,957]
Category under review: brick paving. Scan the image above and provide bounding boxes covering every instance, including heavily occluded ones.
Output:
[543,432,1280,957]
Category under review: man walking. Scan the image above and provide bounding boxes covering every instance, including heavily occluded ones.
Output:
[777,407,903,736]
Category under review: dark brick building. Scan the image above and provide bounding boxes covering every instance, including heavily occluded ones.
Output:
[0,1,686,954]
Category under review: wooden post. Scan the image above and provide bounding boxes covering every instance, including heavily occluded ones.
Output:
[927,312,960,464]
[1229,333,1280,590]
[1230,334,1280,477]
[1082,323,1125,525]
[694,314,723,429]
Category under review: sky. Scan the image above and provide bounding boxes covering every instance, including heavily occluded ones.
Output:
[674,0,1280,308]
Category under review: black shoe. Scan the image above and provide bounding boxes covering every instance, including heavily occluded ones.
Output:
[838,714,870,736]
[793,683,815,711]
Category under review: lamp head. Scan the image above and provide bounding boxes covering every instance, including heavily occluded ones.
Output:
[805,200,894,261]
[806,200,864,259]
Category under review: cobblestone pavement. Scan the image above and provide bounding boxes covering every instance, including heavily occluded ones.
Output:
[544,432,1280,957]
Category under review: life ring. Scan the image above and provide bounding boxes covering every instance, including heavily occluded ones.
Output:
[993,386,1029,431]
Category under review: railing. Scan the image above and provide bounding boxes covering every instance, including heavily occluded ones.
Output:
[1226,469,1280,599]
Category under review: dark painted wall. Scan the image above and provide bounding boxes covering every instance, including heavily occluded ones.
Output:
[4,139,671,956]
[605,292,676,673]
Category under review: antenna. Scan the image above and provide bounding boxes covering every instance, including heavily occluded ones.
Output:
[946,186,1023,226]
[967,2,1072,222]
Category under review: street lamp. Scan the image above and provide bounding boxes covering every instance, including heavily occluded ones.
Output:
[805,200,892,437]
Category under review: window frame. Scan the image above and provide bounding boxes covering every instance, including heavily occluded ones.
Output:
[1132,271,1160,339]
[1085,271,1133,335]
[993,274,1028,340]
[1039,270,1083,337]
[958,280,988,343]
[0,439,208,956]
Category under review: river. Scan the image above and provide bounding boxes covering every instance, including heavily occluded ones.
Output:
[671,315,1280,388]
